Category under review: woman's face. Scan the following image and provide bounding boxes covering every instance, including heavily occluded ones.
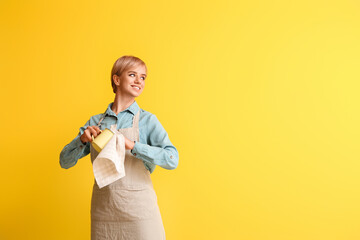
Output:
[116,65,147,97]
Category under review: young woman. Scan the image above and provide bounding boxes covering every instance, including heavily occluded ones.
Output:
[60,55,179,239]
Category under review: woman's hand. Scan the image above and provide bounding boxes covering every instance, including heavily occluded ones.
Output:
[124,136,135,150]
[80,126,102,144]
[80,125,135,150]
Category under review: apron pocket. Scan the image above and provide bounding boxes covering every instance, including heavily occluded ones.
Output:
[91,188,158,222]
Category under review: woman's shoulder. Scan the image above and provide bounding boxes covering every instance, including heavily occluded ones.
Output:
[139,108,155,120]
[139,108,161,125]
[138,108,168,135]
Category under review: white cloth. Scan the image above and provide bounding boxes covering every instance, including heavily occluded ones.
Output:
[92,129,126,189]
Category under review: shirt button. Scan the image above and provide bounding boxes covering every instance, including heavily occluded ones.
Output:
[133,153,137,156]
[170,155,173,159]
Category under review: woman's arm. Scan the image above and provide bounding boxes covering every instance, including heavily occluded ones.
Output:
[130,114,179,170]
[59,119,91,169]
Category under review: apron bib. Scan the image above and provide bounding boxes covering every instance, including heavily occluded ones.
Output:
[90,110,166,240]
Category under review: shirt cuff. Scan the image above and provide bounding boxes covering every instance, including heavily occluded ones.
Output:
[131,141,140,157]
[75,136,87,150]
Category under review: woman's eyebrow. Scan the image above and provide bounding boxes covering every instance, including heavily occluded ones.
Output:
[128,71,147,76]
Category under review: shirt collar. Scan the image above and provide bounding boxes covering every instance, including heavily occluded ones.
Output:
[105,100,140,118]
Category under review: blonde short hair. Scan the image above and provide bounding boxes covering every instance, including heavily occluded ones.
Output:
[110,55,147,93]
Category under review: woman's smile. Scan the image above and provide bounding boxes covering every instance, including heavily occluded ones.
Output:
[131,85,141,91]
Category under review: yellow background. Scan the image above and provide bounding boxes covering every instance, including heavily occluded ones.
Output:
[1,0,360,239]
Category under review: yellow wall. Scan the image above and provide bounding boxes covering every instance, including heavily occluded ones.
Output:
[1,0,360,239]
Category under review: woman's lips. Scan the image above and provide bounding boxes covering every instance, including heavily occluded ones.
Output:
[131,85,141,91]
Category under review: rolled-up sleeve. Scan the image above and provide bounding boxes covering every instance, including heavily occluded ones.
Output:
[130,114,179,170]
[59,119,91,169]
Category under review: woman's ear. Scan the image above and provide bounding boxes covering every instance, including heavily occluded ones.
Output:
[113,75,120,86]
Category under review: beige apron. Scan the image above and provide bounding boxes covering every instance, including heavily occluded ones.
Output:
[90,110,166,240]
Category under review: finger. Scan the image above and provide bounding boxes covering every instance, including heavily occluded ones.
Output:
[85,130,92,142]
[94,126,102,135]
[89,127,98,138]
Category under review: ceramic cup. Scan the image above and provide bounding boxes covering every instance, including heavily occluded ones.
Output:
[91,128,114,152]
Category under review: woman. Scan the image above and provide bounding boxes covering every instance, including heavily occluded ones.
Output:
[59,55,179,239]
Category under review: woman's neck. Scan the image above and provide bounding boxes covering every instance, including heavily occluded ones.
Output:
[111,93,135,115]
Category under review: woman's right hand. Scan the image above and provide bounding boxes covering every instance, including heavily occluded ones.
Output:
[80,126,102,144]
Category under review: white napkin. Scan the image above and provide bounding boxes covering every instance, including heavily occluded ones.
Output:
[92,129,126,188]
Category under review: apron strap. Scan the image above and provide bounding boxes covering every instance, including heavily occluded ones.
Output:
[132,109,140,129]
[97,109,108,127]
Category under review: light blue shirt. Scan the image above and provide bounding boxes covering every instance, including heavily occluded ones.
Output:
[59,101,179,174]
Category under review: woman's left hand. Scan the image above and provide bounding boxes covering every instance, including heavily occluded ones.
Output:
[124,136,136,150]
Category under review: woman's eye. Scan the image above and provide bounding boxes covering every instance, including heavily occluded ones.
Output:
[129,74,135,77]
[141,77,145,80]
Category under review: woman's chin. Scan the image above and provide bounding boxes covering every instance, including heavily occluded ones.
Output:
[130,92,141,98]
[122,90,142,98]
[133,90,143,96]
